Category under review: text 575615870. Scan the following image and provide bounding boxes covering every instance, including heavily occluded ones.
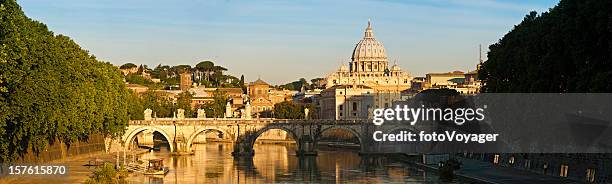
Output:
[1,165,67,176]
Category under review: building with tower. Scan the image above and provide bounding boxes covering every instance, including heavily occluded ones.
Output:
[325,20,412,109]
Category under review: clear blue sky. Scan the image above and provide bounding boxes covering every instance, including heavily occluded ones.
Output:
[20,0,559,85]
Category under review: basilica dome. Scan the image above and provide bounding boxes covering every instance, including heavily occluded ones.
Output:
[352,21,387,62]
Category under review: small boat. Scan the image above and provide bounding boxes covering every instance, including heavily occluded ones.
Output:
[143,158,170,175]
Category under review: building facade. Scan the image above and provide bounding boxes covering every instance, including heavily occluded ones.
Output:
[325,21,412,109]
[319,85,374,120]
[247,79,274,118]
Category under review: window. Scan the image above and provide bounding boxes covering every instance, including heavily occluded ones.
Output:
[508,156,515,165]
[560,164,569,177]
[352,102,358,111]
[339,105,343,111]
[586,168,595,183]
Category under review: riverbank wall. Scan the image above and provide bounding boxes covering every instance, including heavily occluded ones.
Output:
[15,134,106,164]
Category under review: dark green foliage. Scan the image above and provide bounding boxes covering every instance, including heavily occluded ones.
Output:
[144,93,174,118]
[176,91,194,118]
[144,61,242,89]
[119,63,137,69]
[277,78,309,90]
[479,0,612,92]
[278,78,327,90]
[124,73,163,89]
[199,90,228,118]
[84,163,127,184]
[273,101,314,119]
[126,91,145,120]
[0,0,128,162]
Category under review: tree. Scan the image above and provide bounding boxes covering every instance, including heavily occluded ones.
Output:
[119,63,137,69]
[274,101,304,119]
[479,0,612,93]
[195,61,214,82]
[278,78,309,91]
[126,91,144,120]
[176,91,194,118]
[140,91,173,118]
[0,0,128,162]
[199,90,227,118]
[84,163,127,184]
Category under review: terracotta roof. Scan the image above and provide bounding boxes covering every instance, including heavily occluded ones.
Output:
[250,79,269,86]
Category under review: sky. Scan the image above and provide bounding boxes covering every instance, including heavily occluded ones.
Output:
[20,0,559,85]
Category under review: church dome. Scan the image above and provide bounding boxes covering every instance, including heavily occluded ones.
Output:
[352,21,387,61]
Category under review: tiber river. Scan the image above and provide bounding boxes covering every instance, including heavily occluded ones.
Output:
[2,142,462,184]
[125,143,456,184]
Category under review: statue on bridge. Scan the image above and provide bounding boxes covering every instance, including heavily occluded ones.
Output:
[225,101,232,118]
[177,109,185,119]
[197,109,206,119]
[144,108,153,120]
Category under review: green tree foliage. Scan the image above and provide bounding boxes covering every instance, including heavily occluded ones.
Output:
[124,73,163,89]
[278,78,309,91]
[176,91,194,118]
[0,0,128,162]
[200,90,228,118]
[193,61,240,88]
[119,63,137,69]
[141,91,174,118]
[146,61,241,89]
[479,0,612,92]
[126,91,144,120]
[84,163,127,184]
[274,101,307,119]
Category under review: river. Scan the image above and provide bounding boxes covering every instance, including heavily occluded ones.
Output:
[125,143,456,183]
[0,142,460,183]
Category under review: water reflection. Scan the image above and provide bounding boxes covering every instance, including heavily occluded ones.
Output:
[127,143,452,183]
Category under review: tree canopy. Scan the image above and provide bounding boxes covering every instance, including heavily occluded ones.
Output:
[479,0,612,93]
[119,63,137,69]
[0,0,129,162]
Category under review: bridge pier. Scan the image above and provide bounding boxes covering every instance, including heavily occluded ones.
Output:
[232,141,255,157]
[296,135,317,156]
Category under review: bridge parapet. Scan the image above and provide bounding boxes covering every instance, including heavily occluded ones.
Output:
[129,118,370,126]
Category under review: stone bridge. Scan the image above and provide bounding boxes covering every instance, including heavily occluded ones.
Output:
[110,118,423,157]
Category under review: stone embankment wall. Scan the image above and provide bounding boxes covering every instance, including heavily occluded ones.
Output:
[16,134,106,163]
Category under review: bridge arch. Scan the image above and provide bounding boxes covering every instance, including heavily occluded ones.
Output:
[124,126,175,152]
[186,128,233,151]
[315,126,363,148]
[247,125,300,149]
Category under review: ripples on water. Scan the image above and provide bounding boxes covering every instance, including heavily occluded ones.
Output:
[127,143,456,184]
